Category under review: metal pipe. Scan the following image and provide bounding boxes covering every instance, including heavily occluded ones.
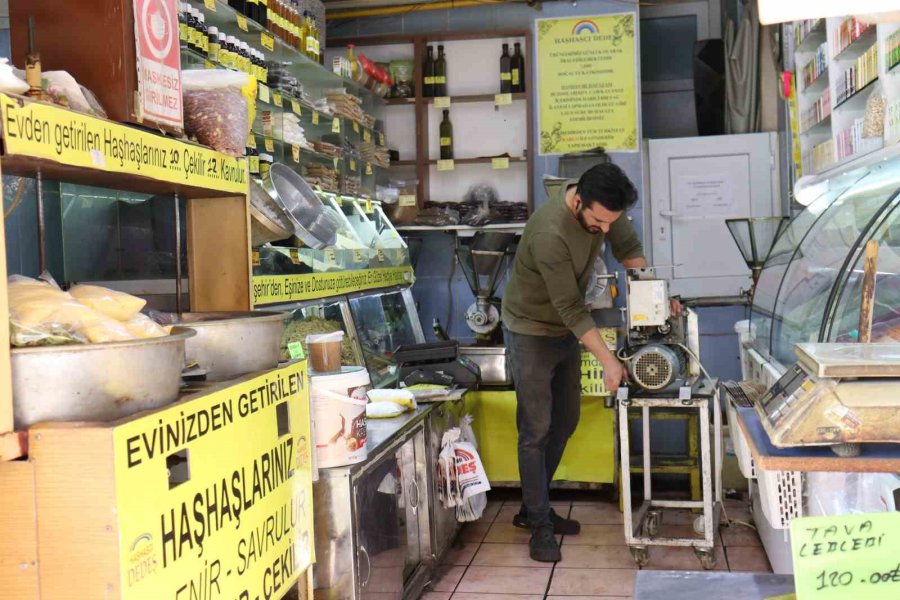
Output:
[326,0,517,20]
[36,170,46,274]
[174,194,183,315]
[682,295,749,308]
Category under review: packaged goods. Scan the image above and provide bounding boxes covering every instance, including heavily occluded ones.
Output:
[69,284,146,321]
[182,70,251,156]
[123,313,170,339]
[281,316,356,363]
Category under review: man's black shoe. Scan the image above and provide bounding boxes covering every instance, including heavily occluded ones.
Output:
[529,525,561,562]
[514,507,581,535]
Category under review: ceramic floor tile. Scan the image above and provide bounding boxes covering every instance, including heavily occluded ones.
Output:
[570,504,624,525]
[564,524,626,546]
[456,566,552,595]
[556,544,638,569]
[452,594,544,600]
[431,565,467,592]
[422,593,452,600]
[720,523,762,547]
[460,521,492,544]
[726,545,772,572]
[547,597,630,600]
[548,568,636,597]
[442,541,480,566]
[481,501,503,523]
[497,505,523,524]
[472,543,536,567]
[644,545,727,571]
[484,522,561,544]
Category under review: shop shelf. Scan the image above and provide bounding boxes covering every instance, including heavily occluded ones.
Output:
[834,76,879,110]
[386,97,417,106]
[832,26,877,62]
[802,68,829,95]
[391,160,417,167]
[800,114,831,136]
[425,92,528,105]
[795,20,826,53]
[427,156,527,165]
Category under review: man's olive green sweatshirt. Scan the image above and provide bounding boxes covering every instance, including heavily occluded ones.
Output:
[502,179,644,338]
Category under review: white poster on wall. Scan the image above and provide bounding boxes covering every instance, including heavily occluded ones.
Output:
[673,174,737,216]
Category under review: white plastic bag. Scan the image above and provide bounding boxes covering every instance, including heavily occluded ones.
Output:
[44,71,106,117]
[0,58,28,95]
[437,415,491,521]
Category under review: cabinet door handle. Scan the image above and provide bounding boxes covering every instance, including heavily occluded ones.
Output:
[358,545,371,588]
[408,478,420,512]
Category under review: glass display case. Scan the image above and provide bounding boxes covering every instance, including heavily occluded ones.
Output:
[751,156,900,366]
[279,297,364,367]
[348,288,425,388]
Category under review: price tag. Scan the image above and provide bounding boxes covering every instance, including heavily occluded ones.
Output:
[291,100,302,116]
[365,163,373,175]
[236,14,249,32]
[291,145,300,163]
[437,159,455,171]
[353,250,365,263]
[258,84,271,104]
[363,129,371,142]
[246,135,257,149]
[365,198,373,213]
[265,138,274,153]
[287,341,305,360]
[353,121,360,133]
[333,157,339,169]
[261,32,275,51]
[790,512,900,600]
[249,156,260,174]
[252,250,260,266]
[435,96,451,108]
[204,59,216,70]
[272,92,283,107]
[332,118,341,133]
[399,194,417,207]
[204,0,216,10]
[492,157,510,170]
[312,111,319,125]
[289,248,301,264]
[349,159,356,172]
[379,132,385,146]
[376,249,386,262]
[333,195,343,207]
[325,249,337,264]
[495,93,513,106]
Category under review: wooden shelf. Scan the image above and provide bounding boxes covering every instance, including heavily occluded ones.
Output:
[386,97,417,106]
[425,93,527,105]
[392,160,417,167]
[427,156,527,165]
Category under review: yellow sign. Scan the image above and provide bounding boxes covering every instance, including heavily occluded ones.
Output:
[253,267,415,306]
[113,362,314,600]
[378,132,385,146]
[204,59,216,70]
[363,129,371,142]
[236,14,249,32]
[536,14,638,154]
[291,100,302,116]
[258,83,271,104]
[325,249,337,264]
[204,0,216,10]
[252,249,261,266]
[399,194,417,207]
[0,94,247,194]
[272,92,283,108]
[312,111,319,125]
[364,198,373,213]
[492,157,510,170]
[790,512,900,600]
[265,138,275,153]
[435,96,451,108]
[261,32,275,52]
[332,157,339,169]
[291,144,300,163]
[365,162,373,175]
[580,328,617,396]
[353,121,360,133]
[331,118,341,133]
[437,159,454,171]
[495,93,513,106]
[349,158,356,172]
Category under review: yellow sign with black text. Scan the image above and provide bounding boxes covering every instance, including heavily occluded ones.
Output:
[580,328,617,396]
[253,267,414,306]
[0,93,247,194]
[536,14,638,154]
[112,362,314,600]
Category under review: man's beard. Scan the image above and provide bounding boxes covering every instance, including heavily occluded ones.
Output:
[576,208,601,234]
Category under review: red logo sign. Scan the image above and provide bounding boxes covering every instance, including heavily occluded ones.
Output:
[134,0,183,128]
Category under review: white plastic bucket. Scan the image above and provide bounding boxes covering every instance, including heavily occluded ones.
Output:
[311,366,371,468]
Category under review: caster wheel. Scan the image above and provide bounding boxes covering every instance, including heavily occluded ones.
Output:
[645,511,661,537]
[694,548,717,570]
[630,546,649,567]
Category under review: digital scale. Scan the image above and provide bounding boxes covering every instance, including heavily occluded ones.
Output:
[754,343,900,455]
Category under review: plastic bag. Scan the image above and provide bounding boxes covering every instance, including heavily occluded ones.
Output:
[69,284,147,321]
[367,388,416,410]
[0,58,28,95]
[43,71,106,117]
[182,70,250,156]
[437,415,491,520]
[366,401,407,419]
[124,313,170,339]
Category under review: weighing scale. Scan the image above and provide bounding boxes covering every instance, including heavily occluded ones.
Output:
[754,343,900,455]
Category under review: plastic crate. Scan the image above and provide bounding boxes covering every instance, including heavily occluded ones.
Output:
[756,467,803,529]
[726,399,757,479]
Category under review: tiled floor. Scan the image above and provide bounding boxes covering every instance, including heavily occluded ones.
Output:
[424,495,771,600]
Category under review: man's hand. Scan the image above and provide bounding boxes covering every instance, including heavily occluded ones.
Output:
[670,297,684,317]
[601,354,625,394]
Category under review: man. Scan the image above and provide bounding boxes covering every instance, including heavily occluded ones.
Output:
[502,163,649,562]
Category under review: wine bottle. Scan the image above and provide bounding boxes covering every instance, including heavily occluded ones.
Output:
[439,109,453,160]
[500,43,512,93]
[512,42,525,93]
[424,45,435,98]
[434,45,447,97]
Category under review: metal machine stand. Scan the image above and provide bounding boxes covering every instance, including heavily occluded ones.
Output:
[618,376,723,569]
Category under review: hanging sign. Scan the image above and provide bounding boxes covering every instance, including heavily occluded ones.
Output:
[790,512,900,600]
[252,267,415,306]
[133,0,184,130]
[536,13,638,154]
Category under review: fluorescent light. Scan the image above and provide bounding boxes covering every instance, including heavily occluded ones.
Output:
[758,0,900,24]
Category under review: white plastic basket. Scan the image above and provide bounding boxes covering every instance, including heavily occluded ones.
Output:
[756,467,803,529]
[726,399,757,479]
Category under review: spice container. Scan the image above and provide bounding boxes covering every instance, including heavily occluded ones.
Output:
[307,331,345,373]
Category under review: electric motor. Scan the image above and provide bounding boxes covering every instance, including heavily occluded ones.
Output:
[628,344,685,391]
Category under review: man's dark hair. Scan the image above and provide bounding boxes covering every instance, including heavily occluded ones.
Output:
[575,163,638,212]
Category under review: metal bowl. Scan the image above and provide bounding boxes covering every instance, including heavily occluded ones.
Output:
[249,179,294,246]
[264,163,339,249]
[12,327,196,428]
[175,311,289,381]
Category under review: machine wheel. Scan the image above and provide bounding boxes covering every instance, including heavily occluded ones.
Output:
[831,443,861,457]
[694,548,717,570]
[630,546,650,567]
[645,511,661,537]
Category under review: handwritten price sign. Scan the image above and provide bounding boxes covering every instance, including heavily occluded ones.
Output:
[790,512,900,599]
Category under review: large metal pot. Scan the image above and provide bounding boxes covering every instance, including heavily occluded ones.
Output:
[12,327,196,429]
[176,311,288,381]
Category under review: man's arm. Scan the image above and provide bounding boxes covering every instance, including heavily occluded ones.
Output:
[580,327,625,393]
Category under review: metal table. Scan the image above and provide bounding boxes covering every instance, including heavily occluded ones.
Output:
[618,376,722,569]
[634,570,795,600]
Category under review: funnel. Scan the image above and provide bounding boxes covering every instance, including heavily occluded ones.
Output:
[455,232,517,338]
[726,217,789,284]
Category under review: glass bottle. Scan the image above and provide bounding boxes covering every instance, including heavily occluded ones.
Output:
[500,43,511,93]
[178,2,188,45]
[439,109,453,160]
[434,45,447,96]
[309,14,320,62]
[423,45,435,98]
[229,0,246,16]
[512,42,525,92]
[185,7,198,52]
[346,44,359,80]
[208,26,220,63]
[259,0,268,30]
[197,13,209,57]
[220,33,233,69]
[247,0,259,22]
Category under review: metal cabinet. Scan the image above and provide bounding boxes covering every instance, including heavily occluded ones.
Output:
[427,401,466,561]
[314,419,431,600]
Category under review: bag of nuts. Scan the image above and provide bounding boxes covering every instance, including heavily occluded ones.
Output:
[182,70,251,156]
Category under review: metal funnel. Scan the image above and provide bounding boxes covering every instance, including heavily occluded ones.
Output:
[726,217,789,284]
[455,232,517,300]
